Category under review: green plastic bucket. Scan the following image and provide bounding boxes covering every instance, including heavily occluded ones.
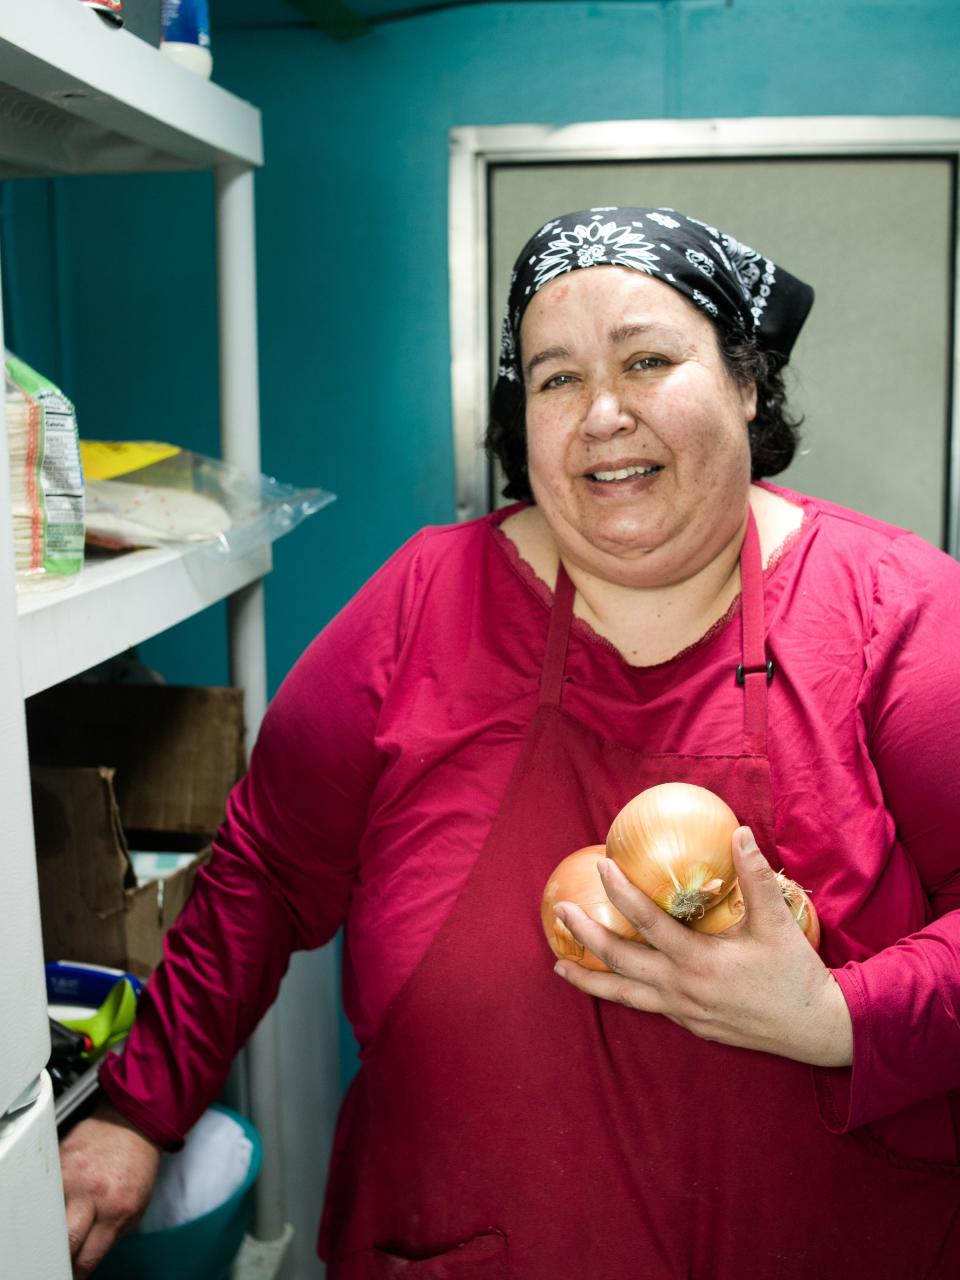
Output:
[96,1105,262,1280]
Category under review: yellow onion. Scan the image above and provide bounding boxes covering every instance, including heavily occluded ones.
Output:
[541,845,645,971]
[688,880,745,935]
[606,782,737,922]
[689,872,821,950]
[778,874,821,950]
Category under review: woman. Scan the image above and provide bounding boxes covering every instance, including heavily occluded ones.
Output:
[62,208,960,1277]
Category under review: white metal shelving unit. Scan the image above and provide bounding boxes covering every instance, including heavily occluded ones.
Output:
[0,3,289,1274]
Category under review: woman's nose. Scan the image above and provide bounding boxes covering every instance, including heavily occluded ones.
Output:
[581,390,635,439]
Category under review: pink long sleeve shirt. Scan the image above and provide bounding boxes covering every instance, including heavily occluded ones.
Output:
[101,484,960,1166]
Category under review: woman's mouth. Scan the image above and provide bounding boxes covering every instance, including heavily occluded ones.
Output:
[586,464,663,484]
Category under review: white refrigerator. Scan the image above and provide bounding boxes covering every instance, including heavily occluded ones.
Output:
[0,462,71,1274]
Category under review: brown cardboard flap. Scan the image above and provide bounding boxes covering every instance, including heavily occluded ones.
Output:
[27,685,246,835]
[121,848,211,977]
[31,766,132,915]
[31,766,134,967]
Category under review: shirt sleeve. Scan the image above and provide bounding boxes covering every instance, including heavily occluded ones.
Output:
[815,532,960,1134]
[99,532,426,1147]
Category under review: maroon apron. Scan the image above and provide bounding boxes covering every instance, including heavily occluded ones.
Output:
[320,514,960,1278]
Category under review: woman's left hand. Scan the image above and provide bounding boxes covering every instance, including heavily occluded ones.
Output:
[552,827,854,1068]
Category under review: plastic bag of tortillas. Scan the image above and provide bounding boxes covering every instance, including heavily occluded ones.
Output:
[80,440,334,557]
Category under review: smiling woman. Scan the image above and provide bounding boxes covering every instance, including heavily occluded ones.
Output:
[517,269,756,601]
[68,204,960,1279]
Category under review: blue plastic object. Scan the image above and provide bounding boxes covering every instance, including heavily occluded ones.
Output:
[94,1105,262,1280]
[161,0,210,49]
[46,961,143,1007]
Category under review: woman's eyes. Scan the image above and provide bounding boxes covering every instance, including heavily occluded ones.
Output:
[538,357,670,391]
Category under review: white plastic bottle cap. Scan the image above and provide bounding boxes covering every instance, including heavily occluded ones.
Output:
[160,40,213,78]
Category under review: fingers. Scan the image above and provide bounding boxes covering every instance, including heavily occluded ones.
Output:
[552,857,696,978]
[732,826,793,931]
[67,1184,145,1278]
[65,1195,96,1264]
[552,930,667,1014]
[596,857,694,953]
[552,858,682,1008]
[73,1220,123,1279]
[66,1189,126,1278]
[59,1107,160,1278]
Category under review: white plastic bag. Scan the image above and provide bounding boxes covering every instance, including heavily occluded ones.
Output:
[140,1108,254,1232]
[80,440,334,555]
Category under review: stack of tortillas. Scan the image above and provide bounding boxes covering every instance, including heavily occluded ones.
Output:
[80,441,232,550]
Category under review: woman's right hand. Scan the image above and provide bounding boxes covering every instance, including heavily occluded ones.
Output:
[59,1101,160,1278]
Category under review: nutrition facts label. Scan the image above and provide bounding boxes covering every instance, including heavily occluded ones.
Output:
[7,366,85,579]
[38,397,84,499]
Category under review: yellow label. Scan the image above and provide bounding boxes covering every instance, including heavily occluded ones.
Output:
[80,440,181,481]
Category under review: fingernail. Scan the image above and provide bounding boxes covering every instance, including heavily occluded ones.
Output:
[554,962,567,979]
[740,827,759,854]
[599,857,623,881]
[554,905,568,924]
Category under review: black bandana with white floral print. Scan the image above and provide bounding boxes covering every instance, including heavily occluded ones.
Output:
[492,206,814,427]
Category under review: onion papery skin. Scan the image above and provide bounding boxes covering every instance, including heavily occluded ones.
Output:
[778,873,821,950]
[689,881,745,934]
[541,845,644,971]
[690,874,821,950]
[606,783,738,922]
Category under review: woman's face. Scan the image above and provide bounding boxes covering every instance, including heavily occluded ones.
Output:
[520,266,757,588]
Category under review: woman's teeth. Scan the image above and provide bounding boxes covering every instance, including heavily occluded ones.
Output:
[589,465,660,482]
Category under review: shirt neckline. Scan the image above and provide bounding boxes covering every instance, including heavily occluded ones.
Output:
[488,483,815,674]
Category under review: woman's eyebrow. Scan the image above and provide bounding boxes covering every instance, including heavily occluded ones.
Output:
[608,322,674,344]
[524,324,681,379]
[524,346,570,379]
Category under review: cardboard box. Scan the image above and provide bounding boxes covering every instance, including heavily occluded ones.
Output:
[28,685,246,979]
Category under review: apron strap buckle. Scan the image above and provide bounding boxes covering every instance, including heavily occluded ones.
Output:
[736,659,775,686]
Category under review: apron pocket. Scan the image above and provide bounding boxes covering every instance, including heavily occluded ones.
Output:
[340,1231,509,1278]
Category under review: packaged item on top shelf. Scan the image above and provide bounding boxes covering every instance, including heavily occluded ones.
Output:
[77,0,164,43]
[5,351,85,590]
[160,0,212,77]
[80,440,334,557]
[77,0,124,26]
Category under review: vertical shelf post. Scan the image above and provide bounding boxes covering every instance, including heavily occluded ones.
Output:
[215,161,287,1248]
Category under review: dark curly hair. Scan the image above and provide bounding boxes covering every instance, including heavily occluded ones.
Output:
[485,324,803,503]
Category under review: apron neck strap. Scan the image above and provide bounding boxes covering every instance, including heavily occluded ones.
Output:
[540,508,771,754]
[738,506,771,755]
[540,560,575,707]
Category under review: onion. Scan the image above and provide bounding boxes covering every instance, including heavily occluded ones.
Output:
[541,845,645,971]
[606,783,738,922]
[777,873,821,950]
[689,872,820,950]
[688,880,745,934]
